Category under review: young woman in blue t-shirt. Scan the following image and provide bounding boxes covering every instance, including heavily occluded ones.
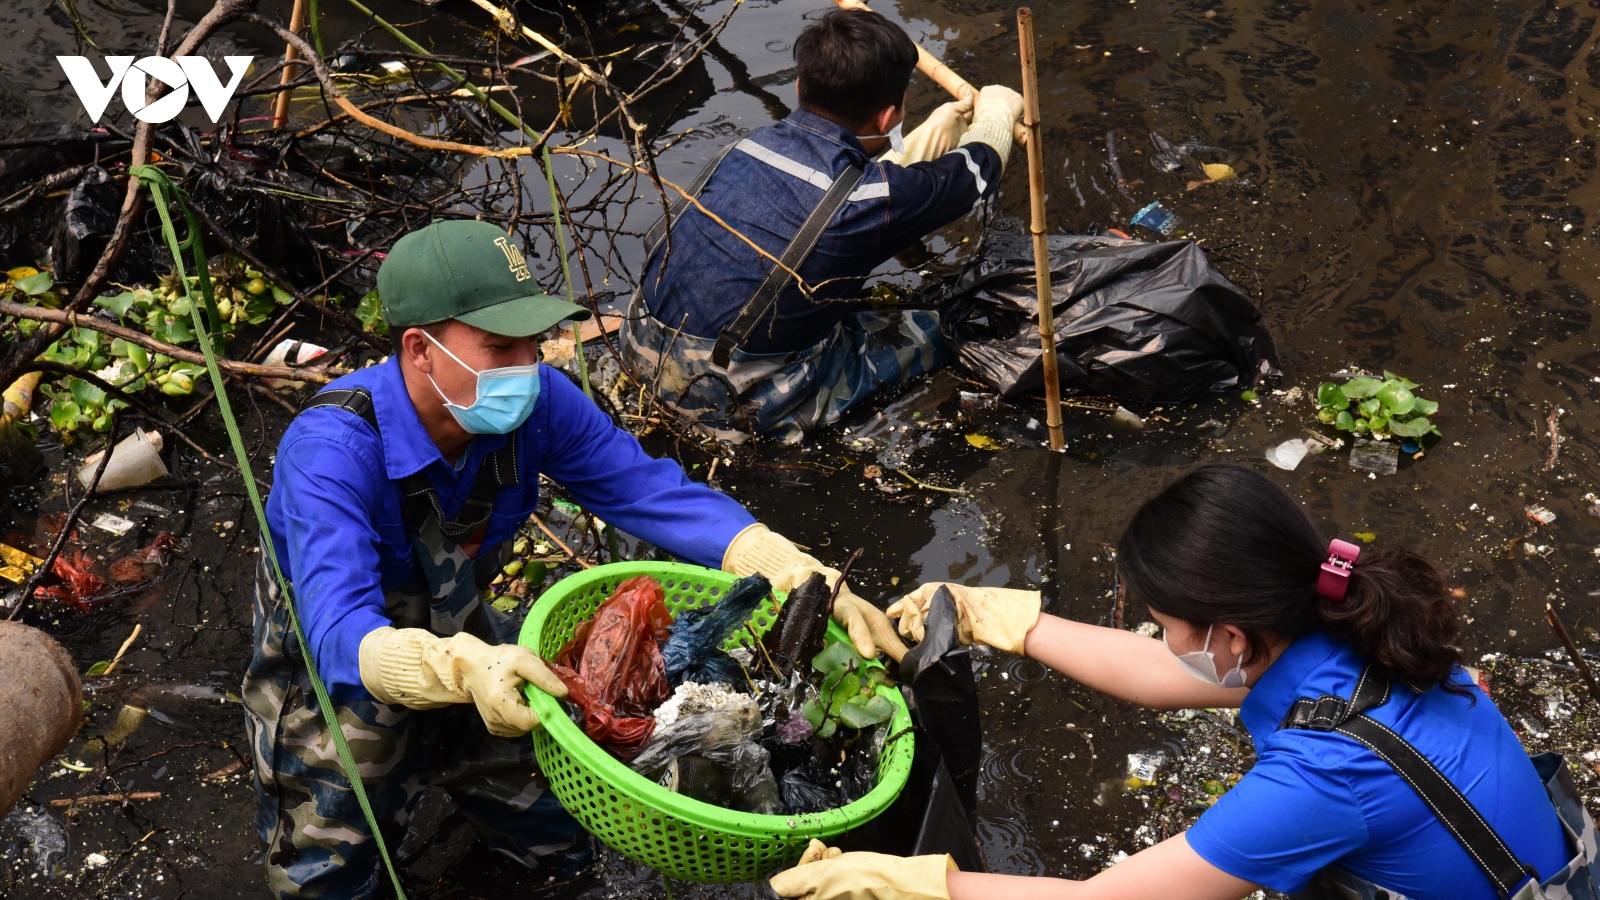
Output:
[770,462,1593,900]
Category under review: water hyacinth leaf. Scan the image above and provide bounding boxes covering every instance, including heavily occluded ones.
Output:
[1318,407,1337,424]
[96,291,139,319]
[270,284,294,306]
[838,693,896,729]
[1383,370,1420,390]
[356,290,388,334]
[817,718,838,739]
[50,399,81,430]
[1377,383,1415,416]
[1317,382,1349,409]
[1341,377,1383,399]
[84,660,111,677]
[1388,416,1434,437]
[1351,418,1370,433]
[522,560,548,586]
[813,640,862,675]
[1412,397,1438,416]
[1358,397,1382,417]
[15,271,54,296]
[828,673,863,716]
[1335,410,1355,431]
[802,697,827,730]
[69,377,106,408]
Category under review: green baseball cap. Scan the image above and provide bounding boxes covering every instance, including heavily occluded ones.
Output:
[377,220,589,337]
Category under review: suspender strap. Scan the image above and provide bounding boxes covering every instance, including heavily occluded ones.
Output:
[300,387,521,543]
[641,141,740,266]
[1280,664,1541,899]
[710,164,864,368]
[302,387,378,429]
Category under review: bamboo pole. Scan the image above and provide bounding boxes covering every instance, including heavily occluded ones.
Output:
[831,0,1026,146]
[1017,8,1063,451]
[1545,604,1600,706]
[272,0,308,128]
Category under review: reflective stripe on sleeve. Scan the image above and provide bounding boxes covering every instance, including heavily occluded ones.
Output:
[846,181,890,201]
[951,147,988,195]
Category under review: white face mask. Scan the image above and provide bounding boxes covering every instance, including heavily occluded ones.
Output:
[1165,624,1249,688]
[862,120,906,155]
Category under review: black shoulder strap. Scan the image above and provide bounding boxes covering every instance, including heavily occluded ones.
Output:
[641,141,740,269]
[303,387,378,431]
[710,164,865,368]
[1280,664,1540,899]
[303,387,520,545]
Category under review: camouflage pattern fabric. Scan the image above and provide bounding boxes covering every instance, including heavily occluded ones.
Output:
[620,294,946,443]
[243,541,585,898]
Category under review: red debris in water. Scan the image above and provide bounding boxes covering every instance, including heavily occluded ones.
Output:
[37,549,109,611]
[109,533,188,584]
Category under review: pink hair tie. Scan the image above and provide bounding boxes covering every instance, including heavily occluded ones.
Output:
[1316,539,1361,602]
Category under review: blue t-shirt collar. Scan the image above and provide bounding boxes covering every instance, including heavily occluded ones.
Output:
[1237,630,1343,750]
[363,356,507,482]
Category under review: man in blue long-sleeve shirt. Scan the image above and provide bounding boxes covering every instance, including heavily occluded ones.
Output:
[242,220,905,899]
[621,9,1023,442]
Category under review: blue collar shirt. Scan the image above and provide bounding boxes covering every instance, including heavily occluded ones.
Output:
[263,358,756,699]
[1186,631,1568,899]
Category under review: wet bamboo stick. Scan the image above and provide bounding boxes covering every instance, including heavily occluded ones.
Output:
[831,0,1026,145]
[272,0,308,129]
[1017,8,1063,451]
[1545,604,1600,707]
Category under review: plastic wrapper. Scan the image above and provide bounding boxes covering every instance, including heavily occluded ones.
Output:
[780,769,840,814]
[109,533,186,584]
[549,575,674,759]
[662,573,771,684]
[630,695,761,776]
[704,741,784,815]
[928,234,1281,403]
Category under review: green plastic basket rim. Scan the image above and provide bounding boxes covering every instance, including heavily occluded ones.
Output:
[518,561,914,839]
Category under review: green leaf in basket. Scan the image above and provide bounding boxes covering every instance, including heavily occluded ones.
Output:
[838,694,895,729]
[802,697,827,730]
[812,640,862,675]
[827,673,862,716]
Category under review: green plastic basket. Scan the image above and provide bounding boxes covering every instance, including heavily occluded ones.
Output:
[518,561,913,883]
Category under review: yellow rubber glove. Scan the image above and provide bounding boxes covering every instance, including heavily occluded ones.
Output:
[723,524,909,662]
[881,96,973,166]
[358,626,568,737]
[886,583,1041,655]
[770,840,955,900]
[959,84,1024,171]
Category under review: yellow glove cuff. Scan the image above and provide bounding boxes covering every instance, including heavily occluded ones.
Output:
[358,626,464,709]
[722,524,837,593]
[959,117,1014,172]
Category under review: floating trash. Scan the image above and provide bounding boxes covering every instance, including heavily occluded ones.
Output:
[1348,439,1398,475]
[1130,201,1178,235]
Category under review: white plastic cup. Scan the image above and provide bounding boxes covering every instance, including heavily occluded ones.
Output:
[78,428,168,492]
[263,339,328,390]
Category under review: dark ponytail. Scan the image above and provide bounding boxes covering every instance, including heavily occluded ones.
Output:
[1116,462,1464,691]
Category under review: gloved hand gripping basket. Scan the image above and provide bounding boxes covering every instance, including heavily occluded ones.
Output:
[518,561,914,882]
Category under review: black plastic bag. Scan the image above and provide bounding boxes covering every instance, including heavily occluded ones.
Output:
[51,166,121,285]
[931,234,1281,402]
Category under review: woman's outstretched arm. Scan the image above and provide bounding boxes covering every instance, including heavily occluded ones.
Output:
[947,833,1257,900]
[1023,614,1248,709]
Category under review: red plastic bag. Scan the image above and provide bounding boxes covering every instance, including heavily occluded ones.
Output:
[109,533,187,584]
[550,575,674,759]
[37,549,109,611]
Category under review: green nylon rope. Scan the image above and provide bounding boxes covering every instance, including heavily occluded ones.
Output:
[132,166,408,899]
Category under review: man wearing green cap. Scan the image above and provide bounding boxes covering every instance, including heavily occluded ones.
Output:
[241,220,905,898]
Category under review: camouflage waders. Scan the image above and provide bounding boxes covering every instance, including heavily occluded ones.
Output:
[621,294,945,444]
[242,388,585,899]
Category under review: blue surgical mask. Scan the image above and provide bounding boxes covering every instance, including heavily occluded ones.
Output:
[863,120,906,155]
[422,331,541,435]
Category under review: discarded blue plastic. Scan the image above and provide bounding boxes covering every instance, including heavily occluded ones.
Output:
[1131,202,1178,235]
[661,573,771,684]
[1400,440,1421,455]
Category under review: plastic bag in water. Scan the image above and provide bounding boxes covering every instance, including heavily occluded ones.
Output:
[929,234,1281,403]
[630,695,762,776]
[780,769,841,814]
